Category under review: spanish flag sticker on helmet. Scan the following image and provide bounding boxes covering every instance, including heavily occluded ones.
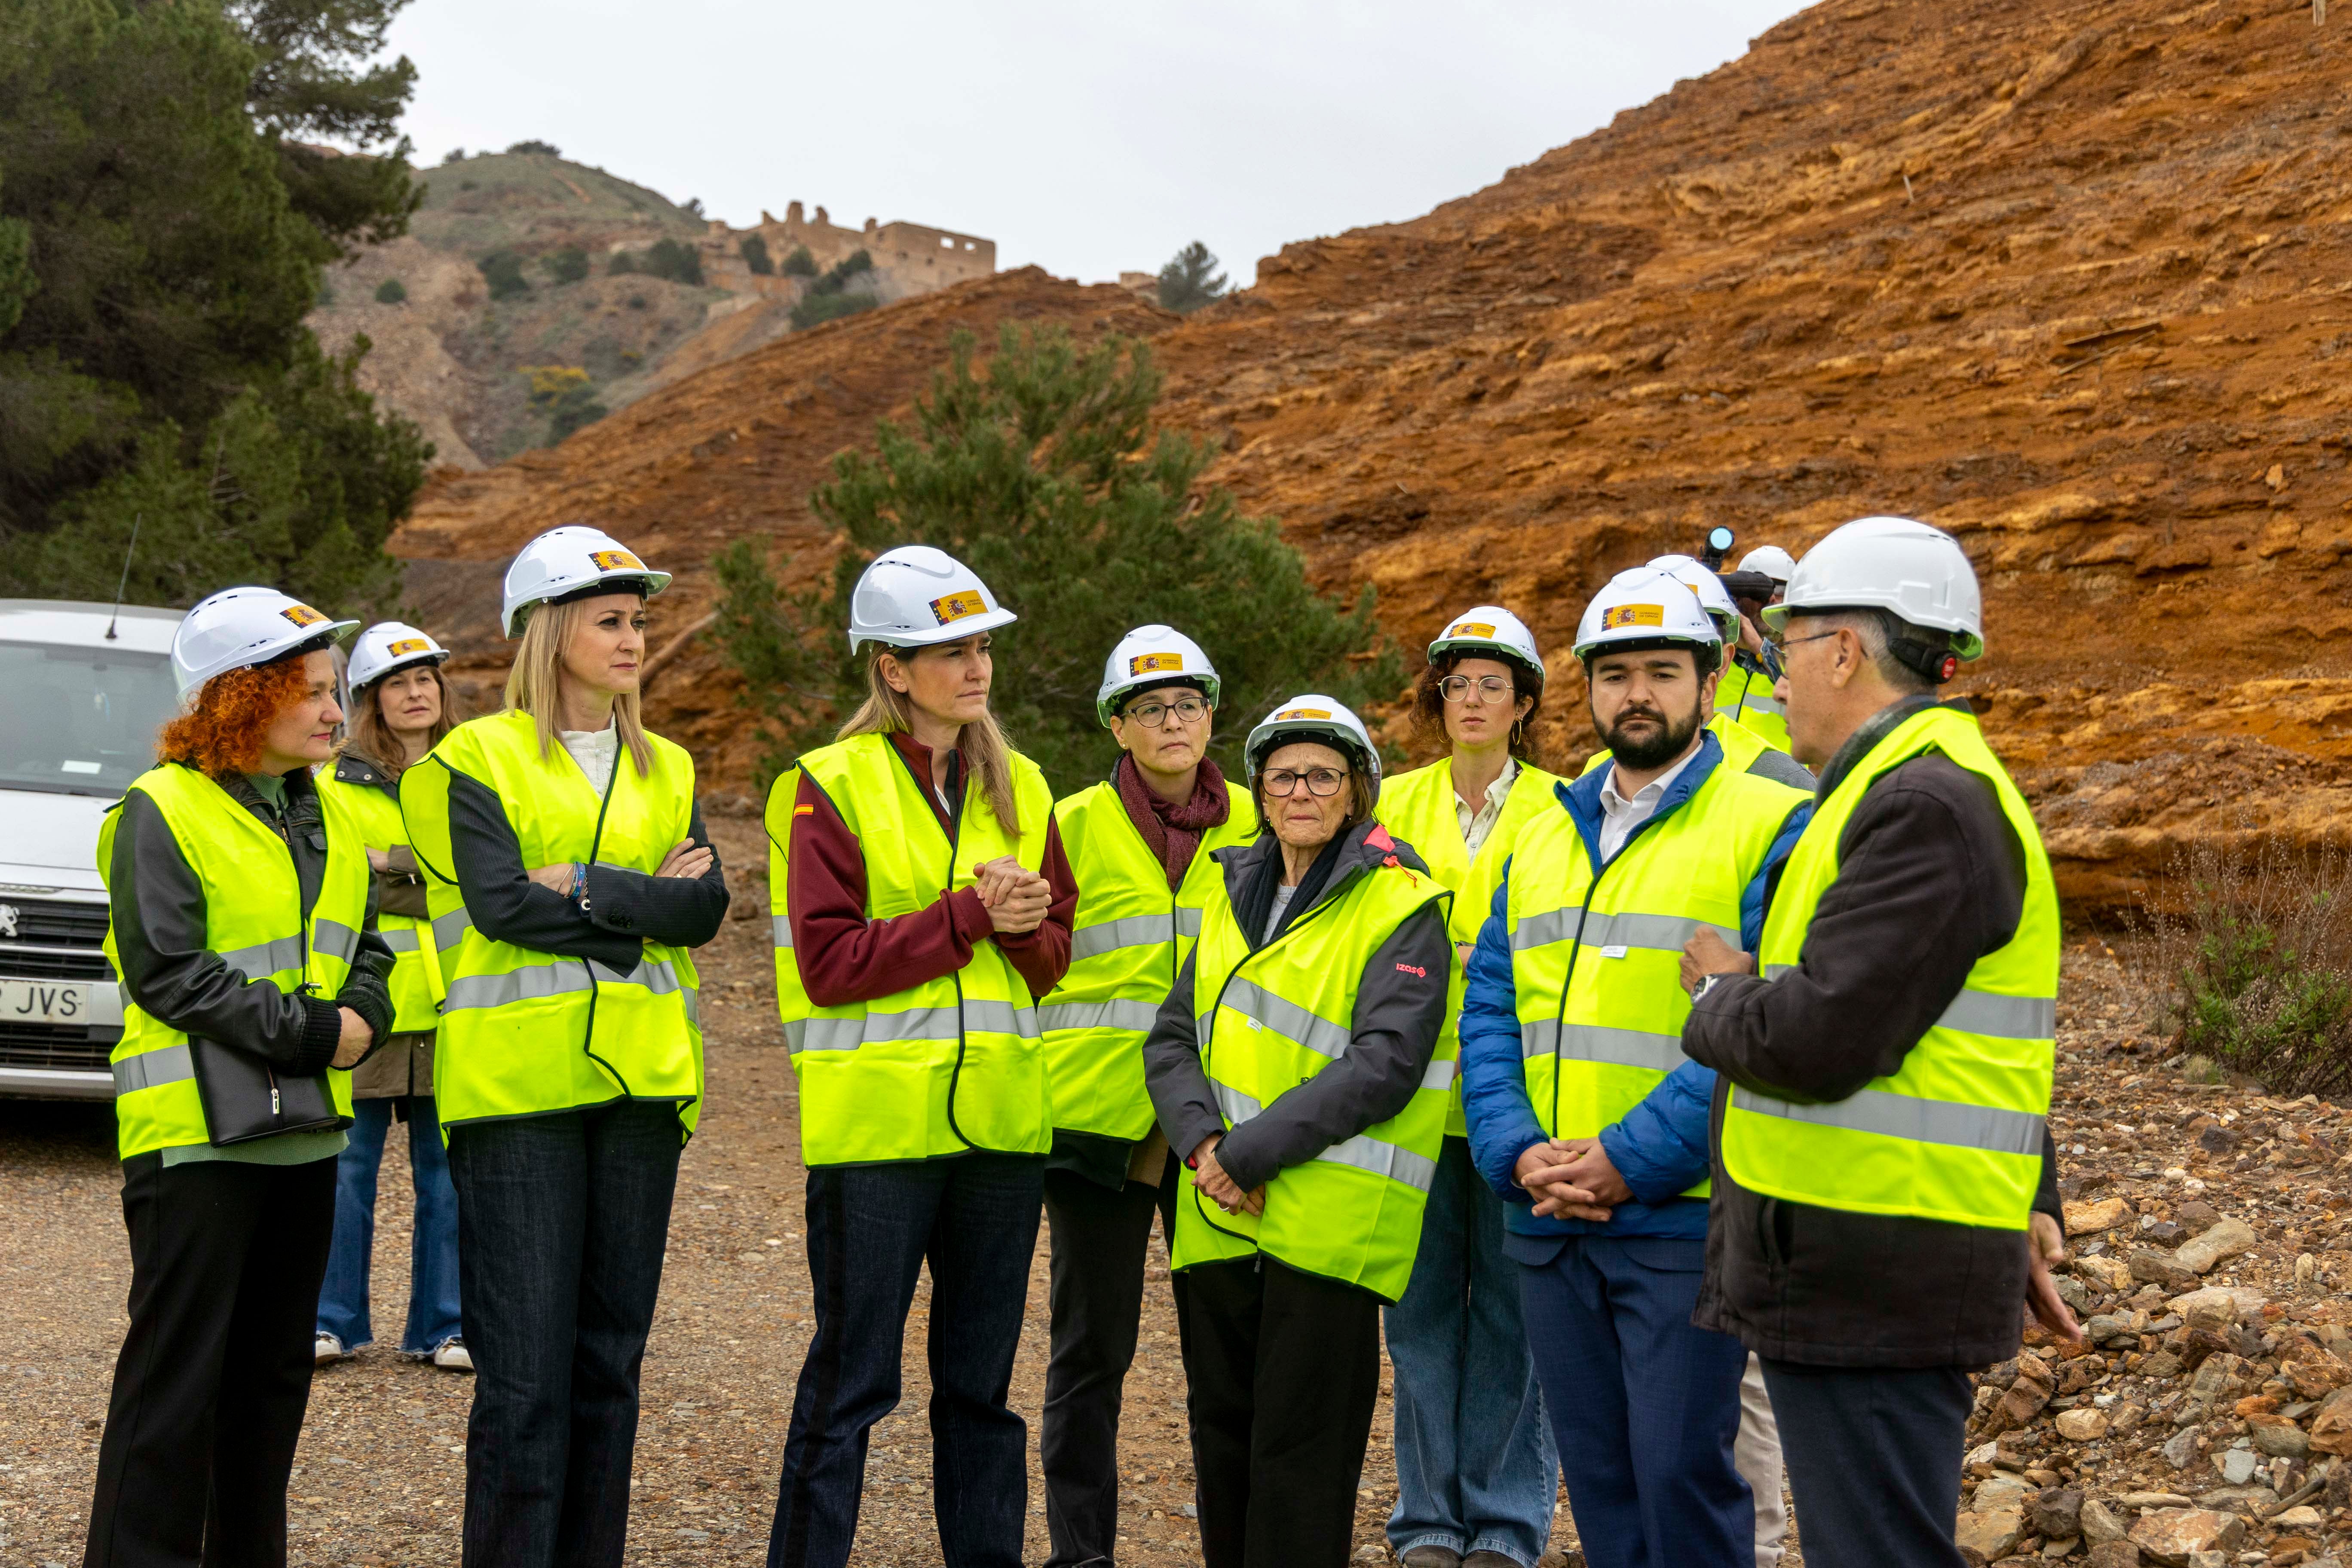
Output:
[1448,621,1496,640]
[280,603,328,628]
[588,549,645,572]
[385,637,430,657]
[1600,604,1665,631]
[930,590,987,625]
[1128,651,1184,676]
[1275,707,1333,721]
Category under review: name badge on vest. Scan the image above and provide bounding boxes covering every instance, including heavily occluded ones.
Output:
[1601,945,1628,960]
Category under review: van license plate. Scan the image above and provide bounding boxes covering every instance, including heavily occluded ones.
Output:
[0,980,90,1024]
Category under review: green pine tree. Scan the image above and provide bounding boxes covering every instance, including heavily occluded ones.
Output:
[711,323,1399,789]
[1156,241,1229,314]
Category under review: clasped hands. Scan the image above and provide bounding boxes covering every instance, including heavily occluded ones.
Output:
[970,855,1050,935]
[1190,1133,1266,1217]
[525,838,715,896]
[1513,1136,1633,1222]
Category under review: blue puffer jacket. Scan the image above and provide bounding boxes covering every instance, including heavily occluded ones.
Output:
[1459,734,1809,1241]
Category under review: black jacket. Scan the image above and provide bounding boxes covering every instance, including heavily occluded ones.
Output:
[1142,820,1452,1192]
[1681,697,2061,1370]
[435,759,729,968]
[109,764,396,1075]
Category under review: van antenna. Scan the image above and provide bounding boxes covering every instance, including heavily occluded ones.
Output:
[104,513,142,642]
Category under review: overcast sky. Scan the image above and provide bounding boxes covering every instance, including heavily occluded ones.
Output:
[381,1,1809,288]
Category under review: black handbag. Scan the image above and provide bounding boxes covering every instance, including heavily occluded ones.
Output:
[187,1035,350,1145]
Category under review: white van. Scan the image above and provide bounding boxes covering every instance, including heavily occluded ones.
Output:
[0,600,182,1099]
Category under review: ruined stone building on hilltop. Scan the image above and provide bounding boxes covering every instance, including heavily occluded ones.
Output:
[696,200,995,304]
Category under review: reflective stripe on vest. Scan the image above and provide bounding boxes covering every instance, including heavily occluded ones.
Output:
[1036,778,1257,1142]
[768,734,1058,1164]
[1721,705,2058,1230]
[401,710,705,1134]
[1507,752,1809,1202]
[101,765,370,1158]
[1374,757,1562,1138]
[1169,848,1453,1302]
[315,768,447,1030]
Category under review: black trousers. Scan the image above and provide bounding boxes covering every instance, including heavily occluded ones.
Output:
[1759,1360,1975,1568]
[447,1100,683,1568]
[1040,1168,1176,1568]
[1178,1256,1384,1568]
[85,1152,338,1568]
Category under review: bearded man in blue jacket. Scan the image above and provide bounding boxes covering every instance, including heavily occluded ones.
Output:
[1460,572,1810,1568]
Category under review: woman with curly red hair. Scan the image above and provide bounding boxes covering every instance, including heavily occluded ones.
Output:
[84,587,396,1568]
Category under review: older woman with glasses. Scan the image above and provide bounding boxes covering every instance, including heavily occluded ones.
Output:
[1372,609,1562,1568]
[1144,697,1452,1568]
[1033,627,1256,1568]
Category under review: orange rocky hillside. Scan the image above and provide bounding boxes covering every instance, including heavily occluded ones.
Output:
[397,0,2352,913]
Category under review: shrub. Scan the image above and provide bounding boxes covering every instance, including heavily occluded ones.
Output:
[442,147,466,164]
[478,249,527,299]
[2139,835,2352,1097]
[374,277,406,304]
[740,235,773,275]
[610,239,703,287]
[780,245,817,278]
[787,249,878,330]
[507,139,559,156]
[543,246,589,284]
[521,365,606,444]
[710,323,1399,787]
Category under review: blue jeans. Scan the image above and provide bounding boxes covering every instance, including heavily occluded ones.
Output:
[316,1096,463,1353]
[1519,1235,1751,1568]
[447,1099,683,1568]
[1384,1137,1558,1567]
[768,1152,1044,1568]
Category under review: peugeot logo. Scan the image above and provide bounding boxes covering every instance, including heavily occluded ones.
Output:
[0,906,17,940]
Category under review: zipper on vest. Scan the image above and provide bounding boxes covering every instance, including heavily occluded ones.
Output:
[576,747,632,1099]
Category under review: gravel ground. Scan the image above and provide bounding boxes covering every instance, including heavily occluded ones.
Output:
[0,813,1815,1567]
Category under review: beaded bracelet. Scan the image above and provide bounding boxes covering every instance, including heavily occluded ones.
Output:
[570,861,588,906]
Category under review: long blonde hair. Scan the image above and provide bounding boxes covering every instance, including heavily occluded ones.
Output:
[505,595,654,776]
[344,663,463,781]
[838,643,1020,835]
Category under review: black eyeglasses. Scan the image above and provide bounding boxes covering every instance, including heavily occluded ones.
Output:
[1262,768,1349,798]
[1122,696,1210,729]
[1771,630,1841,653]
[1439,674,1515,704]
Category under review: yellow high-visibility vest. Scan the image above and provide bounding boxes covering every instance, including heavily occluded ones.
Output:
[1039,778,1257,1141]
[1170,844,1452,1302]
[1375,756,1562,1136]
[401,710,705,1136]
[766,732,1056,1165]
[1718,654,1792,753]
[315,762,445,1033]
[1720,705,2057,1230]
[1508,750,1807,1198]
[100,765,369,1158]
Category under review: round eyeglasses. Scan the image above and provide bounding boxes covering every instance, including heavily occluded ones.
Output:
[1261,767,1349,798]
[1439,674,1515,704]
[1122,696,1210,729]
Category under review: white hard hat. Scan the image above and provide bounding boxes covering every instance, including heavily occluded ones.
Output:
[347,622,450,691]
[1574,567,1723,661]
[848,545,1017,653]
[171,587,359,701]
[501,525,671,638]
[1647,554,1743,643]
[1763,515,1984,662]
[1244,695,1382,789]
[1427,606,1544,688]
[1097,625,1220,726]
[1738,545,1797,585]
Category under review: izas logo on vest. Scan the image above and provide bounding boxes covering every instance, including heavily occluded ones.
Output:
[1600,604,1665,631]
[588,549,646,571]
[930,590,986,625]
[1128,651,1184,676]
[280,603,328,628]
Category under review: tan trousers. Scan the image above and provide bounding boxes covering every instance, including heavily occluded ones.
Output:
[1736,1353,1788,1568]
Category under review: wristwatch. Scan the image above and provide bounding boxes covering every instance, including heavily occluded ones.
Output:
[1691,973,1726,1003]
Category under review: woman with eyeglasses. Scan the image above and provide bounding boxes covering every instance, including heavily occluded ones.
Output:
[1143,697,1452,1568]
[1369,609,1562,1568]
[1031,626,1258,1568]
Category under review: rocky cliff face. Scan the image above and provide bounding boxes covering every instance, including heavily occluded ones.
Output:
[397,0,2352,910]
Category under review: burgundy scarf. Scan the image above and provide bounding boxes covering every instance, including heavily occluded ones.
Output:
[1115,753,1231,889]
